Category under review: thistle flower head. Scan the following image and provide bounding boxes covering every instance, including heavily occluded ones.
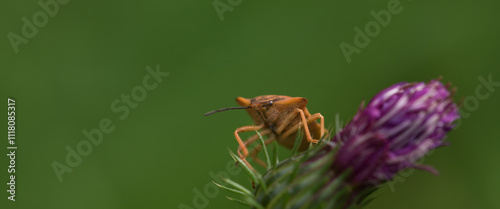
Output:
[333,80,459,185]
[217,79,460,209]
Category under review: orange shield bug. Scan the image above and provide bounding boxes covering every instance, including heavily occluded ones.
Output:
[205,95,326,170]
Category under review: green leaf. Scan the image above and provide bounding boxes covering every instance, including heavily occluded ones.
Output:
[271,142,279,168]
[256,130,271,170]
[228,149,259,183]
[291,127,303,157]
[213,180,251,197]
[226,196,265,209]
[221,177,254,196]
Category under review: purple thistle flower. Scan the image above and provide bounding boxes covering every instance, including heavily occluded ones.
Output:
[221,79,461,209]
[333,80,459,185]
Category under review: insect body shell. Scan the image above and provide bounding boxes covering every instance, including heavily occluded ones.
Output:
[236,95,323,151]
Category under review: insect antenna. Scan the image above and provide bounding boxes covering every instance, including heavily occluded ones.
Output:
[204,106,251,116]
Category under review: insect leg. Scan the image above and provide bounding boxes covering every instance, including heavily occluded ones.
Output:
[234,123,265,170]
[281,112,326,141]
[297,109,319,143]
[274,109,299,134]
[249,134,276,168]
[308,113,326,138]
[237,129,271,160]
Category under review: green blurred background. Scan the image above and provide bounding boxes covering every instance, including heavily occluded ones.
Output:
[1,0,499,208]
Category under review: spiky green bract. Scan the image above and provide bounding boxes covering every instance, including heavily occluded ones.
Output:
[253,141,373,209]
[219,150,266,209]
[216,129,375,209]
[214,132,272,209]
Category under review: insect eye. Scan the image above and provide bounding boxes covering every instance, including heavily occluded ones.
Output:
[260,101,273,108]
